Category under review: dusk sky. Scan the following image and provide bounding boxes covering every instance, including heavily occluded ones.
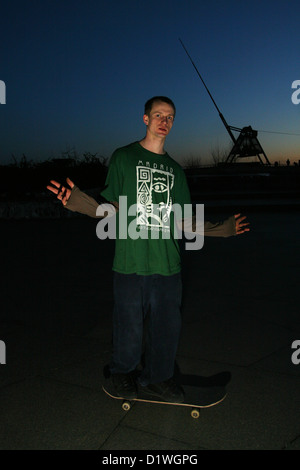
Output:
[0,0,299,166]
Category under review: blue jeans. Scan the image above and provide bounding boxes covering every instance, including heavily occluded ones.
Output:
[110,272,182,386]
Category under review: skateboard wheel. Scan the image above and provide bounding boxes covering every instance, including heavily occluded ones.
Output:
[122,401,131,411]
[191,408,200,419]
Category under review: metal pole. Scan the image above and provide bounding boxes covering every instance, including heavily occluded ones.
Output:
[179,38,237,144]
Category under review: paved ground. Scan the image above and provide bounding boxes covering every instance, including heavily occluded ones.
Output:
[0,208,300,450]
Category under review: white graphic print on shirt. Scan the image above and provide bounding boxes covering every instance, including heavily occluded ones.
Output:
[136,166,174,232]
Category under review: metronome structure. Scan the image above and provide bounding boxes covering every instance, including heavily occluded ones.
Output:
[225,126,270,165]
[179,39,271,165]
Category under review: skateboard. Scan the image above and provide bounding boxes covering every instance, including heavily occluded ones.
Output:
[102,377,227,419]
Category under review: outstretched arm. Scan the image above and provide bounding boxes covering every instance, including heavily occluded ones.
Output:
[47,178,117,218]
[179,213,250,237]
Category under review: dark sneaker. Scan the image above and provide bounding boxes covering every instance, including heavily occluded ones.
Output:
[112,373,137,400]
[140,378,185,403]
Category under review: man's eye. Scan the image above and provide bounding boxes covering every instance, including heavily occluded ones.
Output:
[167,116,174,121]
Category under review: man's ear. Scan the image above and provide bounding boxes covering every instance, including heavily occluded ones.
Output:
[143,114,149,126]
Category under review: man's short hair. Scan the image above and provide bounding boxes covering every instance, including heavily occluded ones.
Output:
[144,96,176,118]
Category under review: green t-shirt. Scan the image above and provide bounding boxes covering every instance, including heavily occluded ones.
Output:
[101,141,192,276]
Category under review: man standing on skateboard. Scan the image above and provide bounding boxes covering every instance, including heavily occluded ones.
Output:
[47,96,249,403]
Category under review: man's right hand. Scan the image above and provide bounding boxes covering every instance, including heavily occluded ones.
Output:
[47,177,74,206]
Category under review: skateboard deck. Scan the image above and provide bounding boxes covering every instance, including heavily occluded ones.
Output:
[102,377,226,419]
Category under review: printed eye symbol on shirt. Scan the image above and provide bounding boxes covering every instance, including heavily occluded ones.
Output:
[153,182,168,193]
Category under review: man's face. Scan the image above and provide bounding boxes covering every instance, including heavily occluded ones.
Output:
[143,101,175,138]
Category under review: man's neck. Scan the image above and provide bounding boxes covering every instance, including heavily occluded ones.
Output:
[139,135,166,155]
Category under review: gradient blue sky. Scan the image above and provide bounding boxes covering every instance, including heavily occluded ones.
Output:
[0,0,299,166]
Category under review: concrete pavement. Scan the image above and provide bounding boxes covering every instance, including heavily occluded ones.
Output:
[0,209,300,450]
